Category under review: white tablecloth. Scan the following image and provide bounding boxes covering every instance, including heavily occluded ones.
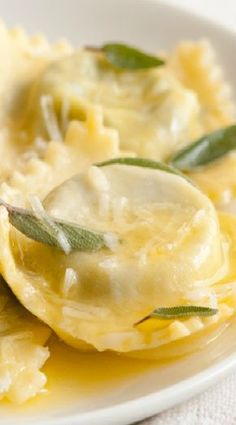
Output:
[138,1,236,424]
[137,371,236,425]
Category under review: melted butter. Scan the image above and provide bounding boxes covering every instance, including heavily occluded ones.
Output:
[0,336,156,415]
[0,319,234,418]
[42,336,156,404]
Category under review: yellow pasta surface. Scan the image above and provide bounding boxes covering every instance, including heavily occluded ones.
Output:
[0,21,234,395]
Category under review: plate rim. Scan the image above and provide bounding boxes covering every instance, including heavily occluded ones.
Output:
[40,352,236,425]
[5,351,236,425]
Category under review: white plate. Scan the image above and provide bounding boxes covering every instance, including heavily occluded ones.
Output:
[1,0,236,424]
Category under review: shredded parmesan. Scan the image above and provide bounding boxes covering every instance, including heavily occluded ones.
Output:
[221,189,232,205]
[28,194,71,254]
[62,304,108,320]
[0,372,12,393]
[62,268,78,297]
[169,321,190,339]
[40,95,62,142]
[87,166,110,192]
[33,136,48,155]
[186,317,204,332]
[209,293,218,309]
[112,197,128,223]
[98,192,110,219]
[99,257,117,270]
[192,209,206,225]
[186,288,212,302]
[104,232,119,252]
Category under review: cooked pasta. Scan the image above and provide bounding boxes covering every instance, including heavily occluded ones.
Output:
[0,20,234,403]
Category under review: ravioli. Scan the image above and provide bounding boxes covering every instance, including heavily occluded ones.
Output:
[0,163,233,354]
[0,21,74,181]
[169,40,236,131]
[0,107,120,204]
[188,153,236,207]
[26,49,201,160]
[0,20,234,393]
[0,278,50,403]
[24,40,235,165]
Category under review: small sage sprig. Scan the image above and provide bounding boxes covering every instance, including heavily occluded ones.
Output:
[0,200,107,252]
[136,305,218,324]
[86,43,165,70]
[170,124,236,170]
[96,157,187,180]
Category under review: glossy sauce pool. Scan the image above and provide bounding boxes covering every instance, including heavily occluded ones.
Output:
[1,319,236,419]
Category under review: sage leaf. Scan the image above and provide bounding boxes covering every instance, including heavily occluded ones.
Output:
[136,305,218,325]
[150,305,218,320]
[102,43,165,70]
[1,201,107,252]
[171,125,236,170]
[96,157,188,180]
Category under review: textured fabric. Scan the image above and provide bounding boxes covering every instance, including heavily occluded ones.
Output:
[137,372,236,425]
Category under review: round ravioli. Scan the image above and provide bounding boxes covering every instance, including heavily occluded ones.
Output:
[0,164,230,354]
[26,50,200,160]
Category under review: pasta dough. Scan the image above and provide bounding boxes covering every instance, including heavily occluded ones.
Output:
[169,40,235,131]
[0,107,120,204]
[0,164,231,353]
[26,50,201,160]
[188,153,236,206]
[0,278,50,403]
[0,21,73,182]
[0,20,234,395]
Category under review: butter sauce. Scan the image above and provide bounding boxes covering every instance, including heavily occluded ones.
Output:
[0,319,235,418]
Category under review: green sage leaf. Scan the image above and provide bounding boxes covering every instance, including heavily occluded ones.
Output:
[151,305,218,319]
[96,157,188,180]
[102,43,165,70]
[171,125,236,170]
[1,201,107,252]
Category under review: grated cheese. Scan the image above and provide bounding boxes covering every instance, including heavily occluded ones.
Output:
[221,189,232,205]
[209,293,218,309]
[111,197,128,223]
[62,304,108,320]
[62,267,78,297]
[169,321,191,339]
[28,194,71,254]
[40,95,62,142]
[33,136,48,155]
[99,257,118,270]
[98,192,110,219]
[186,317,204,332]
[0,372,12,393]
[192,209,206,225]
[87,166,110,192]
[186,288,212,302]
[104,232,119,252]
